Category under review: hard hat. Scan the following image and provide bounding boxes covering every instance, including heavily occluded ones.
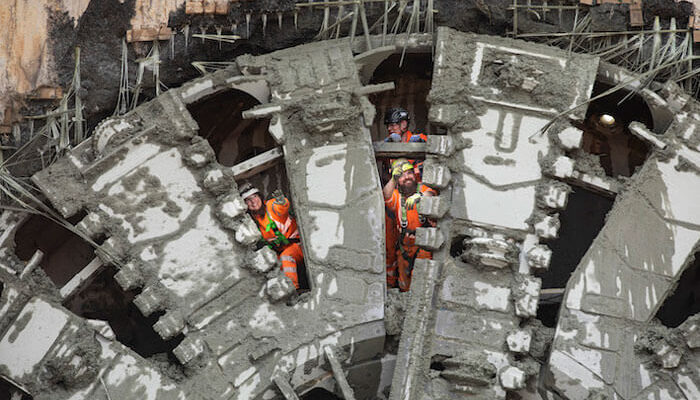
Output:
[391,158,415,173]
[239,182,260,200]
[384,107,410,125]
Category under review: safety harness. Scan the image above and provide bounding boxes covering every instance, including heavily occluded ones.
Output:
[397,183,431,276]
[263,211,299,252]
[398,183,428,230]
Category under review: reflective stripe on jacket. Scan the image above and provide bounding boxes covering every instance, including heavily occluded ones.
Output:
[384,184,436,248]
[253,198,300,249]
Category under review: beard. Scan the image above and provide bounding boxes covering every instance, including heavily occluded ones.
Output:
[399,179,418,196]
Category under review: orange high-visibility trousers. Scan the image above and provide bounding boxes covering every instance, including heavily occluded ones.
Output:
[397,246,431,292]
[385,210,399,288]
[279,243,303,289]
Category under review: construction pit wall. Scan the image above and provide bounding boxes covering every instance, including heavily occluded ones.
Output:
[0,0,90,126]
[0,0,177,128]
[0,41,390,399]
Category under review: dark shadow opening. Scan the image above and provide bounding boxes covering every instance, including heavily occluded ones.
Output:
[188,88,290,207]
[450,235,467,258]
[536,297,563,329]
[539,188,614,289]
[576,82,653,178]
[187,89,271,167]
[430,355,448,371]
[13,210,102,288]
[0,376,31,400]
[655,251,700,328]
[188,89,306,290]
[301,388,342,400]
[368,53,441,142]
[63,265,185,359]
[295,256,310,292]
[536,187,615,327]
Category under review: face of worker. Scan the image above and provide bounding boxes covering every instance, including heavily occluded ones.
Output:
[244,194,263,214]
[397,169,417,195]
[386,120,408,136]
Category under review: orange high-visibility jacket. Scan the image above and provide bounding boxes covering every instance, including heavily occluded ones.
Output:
[385,184,436,247]
[388,130,428,176]
[252,197,300,251]
[402,130,427,143]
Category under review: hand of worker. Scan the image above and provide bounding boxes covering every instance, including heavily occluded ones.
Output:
[272,189,285,204]
[405,193,421,209]
[385,133,402,142]
[391,163,404,180]
[408,135,425,143]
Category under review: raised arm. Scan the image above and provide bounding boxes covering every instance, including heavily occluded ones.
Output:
[383,177,396,200]
[270,189,291,218]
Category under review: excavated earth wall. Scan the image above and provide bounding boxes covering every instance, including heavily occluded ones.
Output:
[0,0,694,146]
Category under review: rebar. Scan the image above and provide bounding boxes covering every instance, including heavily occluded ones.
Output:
[262,13,268,37]
[358,0,373,50]
[191,33,241,44]
[153,40,161,97]
[516,3,700,97]
[319,6,330,39]
[74,47,84,143]
[335,5,345,39]
[191,61,237,75]
[382,0,389,45]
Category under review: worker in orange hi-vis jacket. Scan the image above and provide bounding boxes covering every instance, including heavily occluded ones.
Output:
[382,107,428,289]
[383,159,436,292]
[383,107,428,173]
[240,183,303,289]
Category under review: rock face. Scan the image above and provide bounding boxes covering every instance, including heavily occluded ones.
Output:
[0,7,700,400]
[0,0,65,122]
[0,0,179,124]
[2,0,693,141]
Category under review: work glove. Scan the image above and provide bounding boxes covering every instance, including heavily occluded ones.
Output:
[385,133,402,142]
[405,193,421,209]
[392,164,403,180]
[408,135,425,143]
[391,159,413,181]
[271,189,286,205]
